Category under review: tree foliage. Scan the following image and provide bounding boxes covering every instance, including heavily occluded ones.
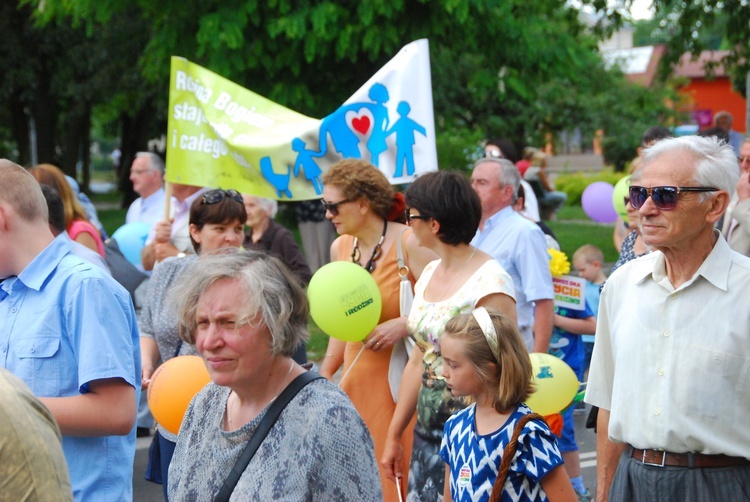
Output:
[2,0,697,183]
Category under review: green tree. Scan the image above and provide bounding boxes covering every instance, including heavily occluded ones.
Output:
[16,0,689,181]
[30,1,629,143]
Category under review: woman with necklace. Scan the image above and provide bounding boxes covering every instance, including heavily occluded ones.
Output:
[167,251,382,500]
[318,159,436,501]
[381,170,517,501]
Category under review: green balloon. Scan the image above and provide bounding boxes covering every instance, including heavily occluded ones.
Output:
[308,261,382,342]
[612,175,631,224]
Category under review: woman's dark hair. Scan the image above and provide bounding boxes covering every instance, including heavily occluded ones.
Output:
[486,138,520,164]
[405,170,481,245]
[188,190,247,253]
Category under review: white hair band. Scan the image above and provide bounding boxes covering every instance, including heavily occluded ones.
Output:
[472,307,500,363]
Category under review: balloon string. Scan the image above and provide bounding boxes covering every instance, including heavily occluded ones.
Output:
[338,345,366,389]
[396,477,404,502]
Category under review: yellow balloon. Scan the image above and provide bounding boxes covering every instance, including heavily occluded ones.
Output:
[148,355,211,435]
[612,175,631,224]
[525,353,580,415]
[307,261,382,342]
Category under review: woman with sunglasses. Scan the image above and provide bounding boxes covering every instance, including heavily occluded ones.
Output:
[318,159,436,501]
[611,171,652,275]
[381,170,517,501]
[139,189,246,499]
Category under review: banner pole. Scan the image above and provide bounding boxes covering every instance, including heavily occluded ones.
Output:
[164,182,172,220]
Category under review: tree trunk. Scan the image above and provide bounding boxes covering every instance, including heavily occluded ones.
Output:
[32,81,59,167]
[9,97,31,166]
[119,102,157,208]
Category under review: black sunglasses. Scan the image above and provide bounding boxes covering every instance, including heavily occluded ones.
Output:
[201,189,243,205]
[628,185,718,211]
[404,209,430,224]
[320,198,351,216]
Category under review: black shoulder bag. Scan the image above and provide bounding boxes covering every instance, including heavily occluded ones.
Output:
[214,371,324,502]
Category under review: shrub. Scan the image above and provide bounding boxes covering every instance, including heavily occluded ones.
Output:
[554,169,627,205]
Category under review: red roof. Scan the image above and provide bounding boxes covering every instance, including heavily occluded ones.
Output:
[673,50,731,78]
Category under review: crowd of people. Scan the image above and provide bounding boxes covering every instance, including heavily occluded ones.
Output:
[1,126,749,502]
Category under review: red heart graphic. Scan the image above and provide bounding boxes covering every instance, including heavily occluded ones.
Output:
[352,115,371,135]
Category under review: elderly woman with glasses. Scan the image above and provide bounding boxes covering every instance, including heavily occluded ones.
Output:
[241,194,312,285]
[381,170,517,501]
[318,159,436,501]
[139,189,246,499]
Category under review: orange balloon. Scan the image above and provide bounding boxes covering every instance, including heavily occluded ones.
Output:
[147,355,211,435]
[544,413,564,437]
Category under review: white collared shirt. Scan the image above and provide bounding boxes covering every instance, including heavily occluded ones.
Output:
[144,187,208,253]
[586,233,750,456]
[126,187,166,226]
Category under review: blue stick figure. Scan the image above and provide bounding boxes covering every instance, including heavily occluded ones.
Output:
[365,83,390,167]
[291,138,324,195]
[318,103,367,158]
[386,101,426,177]
[260,156,292,198]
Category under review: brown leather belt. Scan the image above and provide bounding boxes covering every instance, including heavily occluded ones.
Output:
[630,447,750,468]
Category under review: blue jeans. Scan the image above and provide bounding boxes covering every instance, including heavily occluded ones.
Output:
[145,430,177,500]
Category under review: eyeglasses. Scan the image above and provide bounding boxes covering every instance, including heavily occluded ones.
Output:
[484,150,503,159]
[628,185,718,211]
[201,189,243,205]
[405,209,430,224]
[320,198,351,216]
[623,196,630,207]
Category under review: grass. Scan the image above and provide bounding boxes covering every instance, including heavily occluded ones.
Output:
[548,205,619,264]
[92,194,617,362]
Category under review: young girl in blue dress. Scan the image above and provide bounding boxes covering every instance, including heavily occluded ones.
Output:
[439,308,576,502]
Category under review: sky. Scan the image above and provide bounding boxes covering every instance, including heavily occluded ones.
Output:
[630,0,654,20]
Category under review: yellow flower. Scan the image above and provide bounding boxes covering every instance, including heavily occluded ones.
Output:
[548,248,571,277]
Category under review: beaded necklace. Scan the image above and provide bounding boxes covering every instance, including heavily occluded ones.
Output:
[351,220,388,273]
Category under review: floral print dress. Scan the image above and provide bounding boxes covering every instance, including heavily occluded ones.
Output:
[405,259,515,501]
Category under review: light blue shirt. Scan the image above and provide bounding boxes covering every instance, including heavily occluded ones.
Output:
[582,280,602,344]
[58,232,111,275]
[0,237,141,501]
[729,129,744,158]
[472,206,554,349]
[126,187,166,226]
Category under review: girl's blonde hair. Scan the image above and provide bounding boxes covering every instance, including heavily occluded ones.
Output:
[443,308,534,413]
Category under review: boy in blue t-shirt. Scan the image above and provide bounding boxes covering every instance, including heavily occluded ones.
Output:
[572,244,607,374]
[550,297,596,501]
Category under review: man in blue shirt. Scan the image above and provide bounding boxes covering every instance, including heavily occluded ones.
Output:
[471,157,555,352]
[126,151,166,228]
[0,160,141,501]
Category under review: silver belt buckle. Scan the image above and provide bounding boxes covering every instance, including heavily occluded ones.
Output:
[642,449,667,467]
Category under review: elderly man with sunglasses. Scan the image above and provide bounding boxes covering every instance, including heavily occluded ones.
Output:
[720,138,750,257]
[585,135,750,501]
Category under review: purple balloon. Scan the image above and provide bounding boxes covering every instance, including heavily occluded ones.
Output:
[582,181,618,223]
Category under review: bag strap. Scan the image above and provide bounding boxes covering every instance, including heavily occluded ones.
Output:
[396,229,409,281]
[214,371,324,502]
[489,412,545,502]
